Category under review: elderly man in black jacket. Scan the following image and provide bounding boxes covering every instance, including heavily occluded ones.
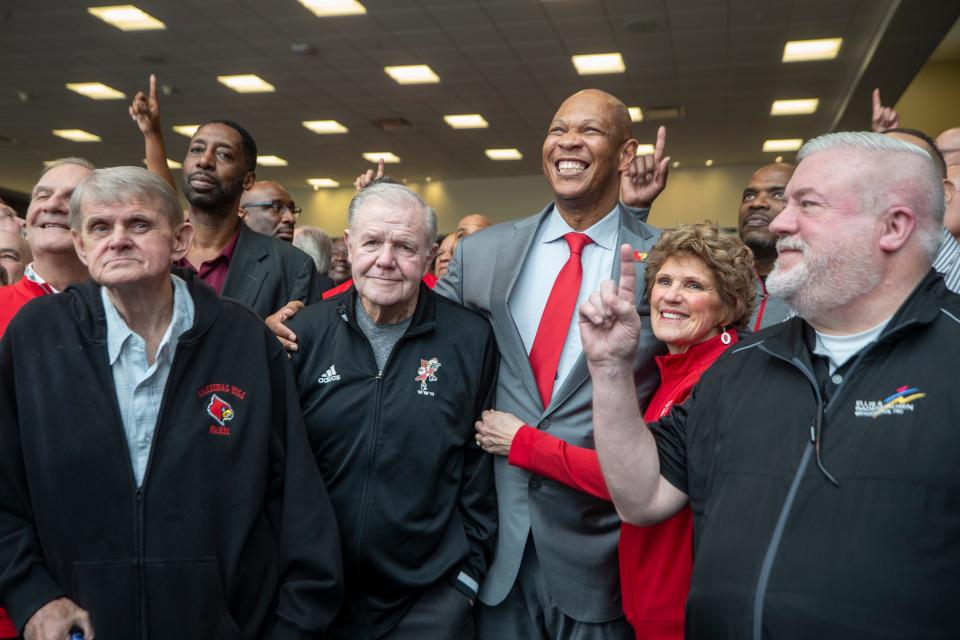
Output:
[289,182,499,640]
[0,166,342,640]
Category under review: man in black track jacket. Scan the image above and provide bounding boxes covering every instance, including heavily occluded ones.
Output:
[583,132,960,638]
[289,182,498,640]
[0,167,342,640]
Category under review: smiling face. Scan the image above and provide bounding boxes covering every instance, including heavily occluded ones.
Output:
[649,254,728,354]
[73,197,192,290]
[329,237,351,284]
[345,201,435,323]
[182,123,254,212]
[542,90,635,219]
[26,163,94,256]
[738,164,794,252]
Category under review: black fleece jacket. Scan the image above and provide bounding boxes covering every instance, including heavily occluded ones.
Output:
[289,284,498,637]
[0,272,343,640]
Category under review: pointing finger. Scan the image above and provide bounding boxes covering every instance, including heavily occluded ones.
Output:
[654,125,666,164]
[376,158,385,179]
[616,244,636,302]
[149,73,158,101]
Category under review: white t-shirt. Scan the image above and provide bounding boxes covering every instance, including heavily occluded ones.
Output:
[813,316,893,374]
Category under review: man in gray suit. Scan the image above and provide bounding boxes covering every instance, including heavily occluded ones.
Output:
[434,89,664,639]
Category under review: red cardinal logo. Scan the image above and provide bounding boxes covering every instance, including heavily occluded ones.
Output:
[206,394,235,426]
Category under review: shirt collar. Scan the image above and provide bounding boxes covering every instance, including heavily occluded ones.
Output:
[541,203,620,250]
[176,224,241,270]
[23,263,59,294]
[102,275,196,365]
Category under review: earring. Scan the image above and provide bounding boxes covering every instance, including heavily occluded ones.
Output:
[720,326,732,345]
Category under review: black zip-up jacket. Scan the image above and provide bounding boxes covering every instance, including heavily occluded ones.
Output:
[288,284,498,637]
[654,271,960,638]
[0,272,343,639]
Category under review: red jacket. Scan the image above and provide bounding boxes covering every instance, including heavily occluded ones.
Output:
[0,277,49,337]
[509,331,736,639]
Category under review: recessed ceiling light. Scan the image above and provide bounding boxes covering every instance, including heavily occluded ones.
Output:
[172,124,199,137]
[425,176,432,183]
[66,82,126,100]
[485,148,523,160]
[384,65,440,85]
[672,161,680,168]
[52,129,101,142]
[782,38,842,62]
[635,144,655,155]
[763,139,803,152]
[307,178,340,188]
[257,155,288,166]
[775,156,783,163]
[572,53,625,75]
[217,74,275,93]
[705,159,714,167]
[298,0,366,17]
[166,159,182,169]
[628,107,643,123]
[362,152,401,163]
[87,5,165,31]
[443,114,488,129]
[771,98,819,115]
[302,120,349,134]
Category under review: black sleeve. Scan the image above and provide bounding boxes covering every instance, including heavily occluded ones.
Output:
[291,253,322,306]
[451,326,499,598]
[0,326,67,630]
[268,341,343,638]
[651,388,695,496]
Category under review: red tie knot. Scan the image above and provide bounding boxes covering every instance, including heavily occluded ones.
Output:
[564,232,593,255]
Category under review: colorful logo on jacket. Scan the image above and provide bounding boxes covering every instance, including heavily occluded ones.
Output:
[197,384,247,436]
[633,250,648,262]
[854,385,926,419]
[415,357,441,396]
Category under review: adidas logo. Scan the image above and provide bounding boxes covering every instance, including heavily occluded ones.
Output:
[318,365,341,384]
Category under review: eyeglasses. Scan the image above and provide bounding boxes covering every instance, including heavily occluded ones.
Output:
[242,200,302,217]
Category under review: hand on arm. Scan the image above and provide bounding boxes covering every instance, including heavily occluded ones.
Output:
[474,410,524,455]
[24,598,94,640]
[621,126,670,209]
[579,244,687,525]
[129,74,176,190]
[266,301,305,353]
[871,88,900,132]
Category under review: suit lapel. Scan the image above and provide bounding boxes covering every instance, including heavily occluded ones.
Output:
[546,204,655,413]
[491,205,553,411]
[222,224,268,306]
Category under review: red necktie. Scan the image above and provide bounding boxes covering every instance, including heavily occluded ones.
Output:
[528,232,593,407]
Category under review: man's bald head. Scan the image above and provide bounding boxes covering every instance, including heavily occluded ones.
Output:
[239,180,298,241]
[456,214,492,237]
[561,89,633,142]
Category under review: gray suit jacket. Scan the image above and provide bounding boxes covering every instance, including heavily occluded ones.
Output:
[222,223,321,318]
[434,203,664,622]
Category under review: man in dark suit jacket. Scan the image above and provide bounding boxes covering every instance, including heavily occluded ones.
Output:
[435,89,667,639]
[177,119,319,316]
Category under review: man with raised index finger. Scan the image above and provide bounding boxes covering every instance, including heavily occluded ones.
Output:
[435,88,664,639]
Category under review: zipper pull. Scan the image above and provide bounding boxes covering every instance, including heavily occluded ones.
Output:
[376,370,383,380]
[809,422,816,443]
[136,487,143,505]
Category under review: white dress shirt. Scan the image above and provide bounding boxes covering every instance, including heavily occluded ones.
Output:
[509,204,620,395]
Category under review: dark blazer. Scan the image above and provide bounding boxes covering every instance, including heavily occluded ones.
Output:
[435,202,665,622]
[222,223,321,318]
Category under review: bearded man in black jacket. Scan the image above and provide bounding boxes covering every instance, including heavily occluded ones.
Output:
[0,166,342,640]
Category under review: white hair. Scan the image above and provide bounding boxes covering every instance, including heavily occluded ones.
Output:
[348,182,437,245]
[293,226,333,273]
[69,166,183,231]
[797,131,944,261]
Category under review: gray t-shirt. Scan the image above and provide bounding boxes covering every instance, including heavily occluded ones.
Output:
[355,298,412,371]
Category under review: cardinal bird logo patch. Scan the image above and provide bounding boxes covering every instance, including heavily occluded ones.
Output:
[415,357,442,396]
[633,250,648,262]
[207,394,235,426]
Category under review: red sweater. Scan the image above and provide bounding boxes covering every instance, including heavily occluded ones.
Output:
[509,331,736,639]
[0,277,51,636]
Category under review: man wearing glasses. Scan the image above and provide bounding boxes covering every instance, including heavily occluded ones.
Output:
[240,181,300,242]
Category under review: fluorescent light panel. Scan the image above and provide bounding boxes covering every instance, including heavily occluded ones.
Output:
[443,114,488,129]
[485,148,522,160]
[302,120,349,134]
[87,5,165,31]
[384,65,440,84]
[307,178,340,188]
[705,159,714,167]
[52,129,101,142]
[782,38,842,62]
[628,107,643,122]
[66,82,126,100]
[635,144,655,155]
[172,124,200,137]
[763,138,803,152]
[362,152,401,163]
[771,98,819,115]
[572,53,625,75]
[166,159,182,169]
[217,74,275,93]
[298,0,366,17]
[257,155,288,167]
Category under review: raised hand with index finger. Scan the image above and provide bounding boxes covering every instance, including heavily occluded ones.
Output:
[579,243,642,370]
[871,88,900,132]
[129,73,162,136]
[621,125,670,209]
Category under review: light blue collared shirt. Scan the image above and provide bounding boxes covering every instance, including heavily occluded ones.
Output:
[103,275,195,487]
[509,204,620,394]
